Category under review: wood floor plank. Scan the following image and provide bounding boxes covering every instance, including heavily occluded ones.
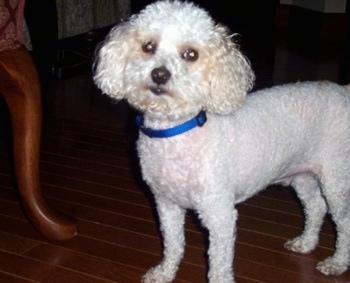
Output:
[0,232,39,255]
[23,244,145,283]
[0,271,38,283]
[0,250,115,283]
[40,151,134,178]
[40,171,143,201]
[42,184,155,220]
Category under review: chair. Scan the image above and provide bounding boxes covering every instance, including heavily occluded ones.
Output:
[0,0,77,240]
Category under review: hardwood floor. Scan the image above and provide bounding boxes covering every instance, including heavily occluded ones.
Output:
[1,25,350,283]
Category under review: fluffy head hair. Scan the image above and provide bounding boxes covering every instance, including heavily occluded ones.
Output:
[94,0,255,120]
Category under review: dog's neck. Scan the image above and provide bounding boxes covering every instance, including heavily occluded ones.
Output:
[136,111,207,138]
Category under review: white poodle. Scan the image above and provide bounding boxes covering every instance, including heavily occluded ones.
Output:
[93,1,350,282]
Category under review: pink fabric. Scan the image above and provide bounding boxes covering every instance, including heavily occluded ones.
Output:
[0,0,25,52]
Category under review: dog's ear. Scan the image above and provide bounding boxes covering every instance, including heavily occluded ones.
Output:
[93,22,132,100]
[206,24,255,114]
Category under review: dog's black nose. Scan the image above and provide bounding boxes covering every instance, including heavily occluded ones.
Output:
[151,67,171,85]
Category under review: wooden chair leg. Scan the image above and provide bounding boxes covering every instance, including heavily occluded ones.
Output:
[0,47,77,240]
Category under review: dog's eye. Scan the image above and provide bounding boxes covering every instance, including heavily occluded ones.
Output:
[142,42,156,54]
[181,49,199,62]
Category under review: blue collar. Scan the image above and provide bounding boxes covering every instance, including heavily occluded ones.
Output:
[136,111,207,138]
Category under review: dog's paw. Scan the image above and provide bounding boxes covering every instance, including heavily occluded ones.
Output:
[316,257,348,276]
[284,235,318,254]
[141,266,173,283]
[208,273,235,283]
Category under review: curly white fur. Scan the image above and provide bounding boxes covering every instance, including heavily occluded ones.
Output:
[94,1,350,282]
[94,0,254,121]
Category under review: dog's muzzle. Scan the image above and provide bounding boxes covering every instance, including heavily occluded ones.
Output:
[150,86,167,95]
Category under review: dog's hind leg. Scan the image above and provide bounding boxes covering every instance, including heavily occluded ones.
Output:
[284,173,327,254]
[316,174,350,275]
[142,196,186,283]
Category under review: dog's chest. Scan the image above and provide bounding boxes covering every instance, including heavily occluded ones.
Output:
[137,134,215,207]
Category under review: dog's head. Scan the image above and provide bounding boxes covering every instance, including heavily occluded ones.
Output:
[94,0,255,120]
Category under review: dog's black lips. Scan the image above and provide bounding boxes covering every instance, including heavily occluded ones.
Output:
[150,86,166,95]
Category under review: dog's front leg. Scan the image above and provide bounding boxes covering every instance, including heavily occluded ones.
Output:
[142,195,186,283]
[199,202,237,283]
